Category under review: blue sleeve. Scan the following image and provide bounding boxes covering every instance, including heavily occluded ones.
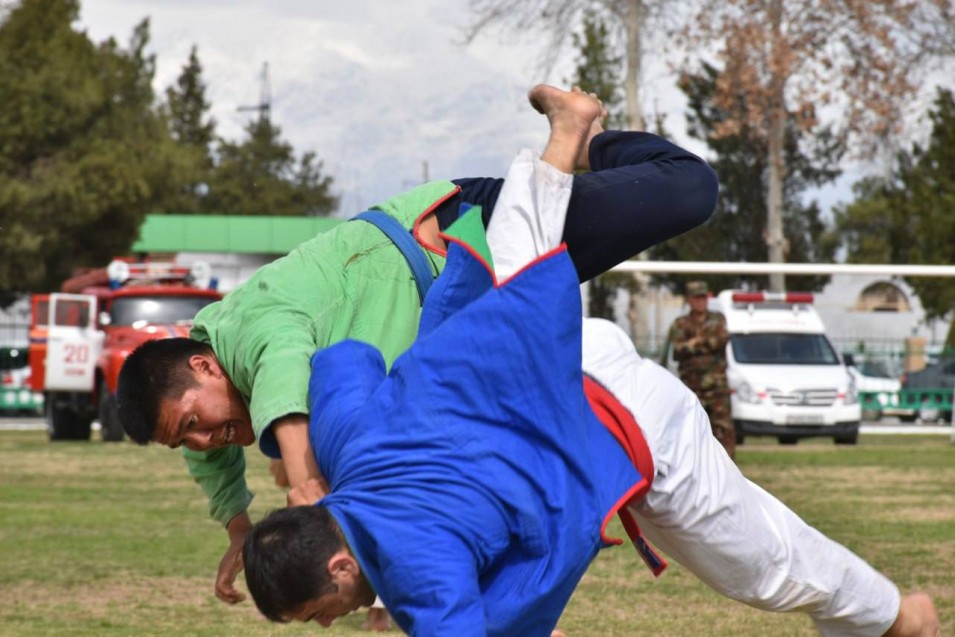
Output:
[452,131,719,282]
[308,341,386,480]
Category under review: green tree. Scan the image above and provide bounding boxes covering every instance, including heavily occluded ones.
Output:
[836,88,955,343]
[0,0,167,292]
[205,116,337,217]
[166,47,216,151]
[566,10,627,129]
[647,63,842,293]
[157,45,217,214]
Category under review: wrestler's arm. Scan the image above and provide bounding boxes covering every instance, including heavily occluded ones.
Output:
[180,445,254,603]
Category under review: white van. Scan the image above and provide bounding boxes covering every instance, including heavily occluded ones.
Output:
[713,290,861,445]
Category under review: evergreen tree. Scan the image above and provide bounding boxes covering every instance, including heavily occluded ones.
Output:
[0,0,167,291]
[207,115,336,217]
[566,10,627,129]
[0,2,339,297]
[166,47,216,150]
[647,63,842,294]
[157,45,217,214]
[836,88,955,336]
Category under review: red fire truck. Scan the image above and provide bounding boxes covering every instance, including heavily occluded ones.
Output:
[28,260,221,441]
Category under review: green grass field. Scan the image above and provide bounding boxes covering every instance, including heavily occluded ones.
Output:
[0,430,952,636]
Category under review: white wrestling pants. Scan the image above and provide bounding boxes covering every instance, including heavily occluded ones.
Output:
[582,321,900,637]
[486,148,901,636]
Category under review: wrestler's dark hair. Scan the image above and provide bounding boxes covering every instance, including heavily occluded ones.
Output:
[243,506,345,622]
[117,338,212,444]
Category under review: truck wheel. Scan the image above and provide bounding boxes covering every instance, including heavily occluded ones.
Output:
[47,399,90,441]
[778,435,798,445]
[99,388,124,442]
[861,408,881,422]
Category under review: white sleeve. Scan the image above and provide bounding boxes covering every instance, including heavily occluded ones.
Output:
[484,149,573,281]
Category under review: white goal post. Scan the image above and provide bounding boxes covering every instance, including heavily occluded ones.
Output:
[609,261,955,278]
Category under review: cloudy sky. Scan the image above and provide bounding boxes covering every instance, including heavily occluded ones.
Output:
[74,0,701,216]
[74,1,950,218]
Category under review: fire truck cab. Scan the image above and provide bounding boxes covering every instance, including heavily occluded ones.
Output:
[29,260,221,441]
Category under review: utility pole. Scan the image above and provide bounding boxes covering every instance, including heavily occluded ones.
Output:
[238,62,271,123]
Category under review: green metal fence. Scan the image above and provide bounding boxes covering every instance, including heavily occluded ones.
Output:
[0,387,43,414]
[860,388,953,421]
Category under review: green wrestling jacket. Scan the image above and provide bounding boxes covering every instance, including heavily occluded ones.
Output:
[183,180,456,526]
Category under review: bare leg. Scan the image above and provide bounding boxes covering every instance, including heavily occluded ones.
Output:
[528,84,603,173]
[883,593,940,637]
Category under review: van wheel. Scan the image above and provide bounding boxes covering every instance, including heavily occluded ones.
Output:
[835,423,860,445]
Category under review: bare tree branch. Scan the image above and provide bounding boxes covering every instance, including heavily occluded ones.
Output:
[462,0,680,130]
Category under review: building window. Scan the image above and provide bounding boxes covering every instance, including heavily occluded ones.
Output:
[854,282,910,312]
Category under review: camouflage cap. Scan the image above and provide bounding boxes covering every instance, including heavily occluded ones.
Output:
[686,280,708,297]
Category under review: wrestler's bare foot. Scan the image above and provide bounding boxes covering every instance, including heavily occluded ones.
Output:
[551,630,567,637]
[883,593,940,637]
[572,86,607,171]
[360,607,393,632]
[528,84,603,174]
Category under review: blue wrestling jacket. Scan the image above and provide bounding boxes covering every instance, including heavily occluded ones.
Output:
[308,208,651,636]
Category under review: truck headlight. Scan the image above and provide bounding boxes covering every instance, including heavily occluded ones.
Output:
[735,381,761,404]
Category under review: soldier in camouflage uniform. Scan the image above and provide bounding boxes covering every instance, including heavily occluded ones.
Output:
[667,281,735,459]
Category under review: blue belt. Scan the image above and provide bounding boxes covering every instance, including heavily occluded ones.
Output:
[352,210,435,305]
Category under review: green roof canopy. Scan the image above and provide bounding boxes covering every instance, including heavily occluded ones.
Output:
[132,214,343,255]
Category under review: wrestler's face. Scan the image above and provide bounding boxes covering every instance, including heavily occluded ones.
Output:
[153,353,255,450]
[286,553,372,627]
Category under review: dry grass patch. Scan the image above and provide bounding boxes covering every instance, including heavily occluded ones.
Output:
[1,575,209,614]
[2,430,953,636]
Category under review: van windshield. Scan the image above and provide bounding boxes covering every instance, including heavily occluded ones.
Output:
[731,333,840,365]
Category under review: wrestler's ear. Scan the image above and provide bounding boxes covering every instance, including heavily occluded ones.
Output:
[328,550,360,581]
[188,353,222,378]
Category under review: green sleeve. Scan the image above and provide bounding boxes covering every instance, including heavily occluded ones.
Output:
[181,445,254,527]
